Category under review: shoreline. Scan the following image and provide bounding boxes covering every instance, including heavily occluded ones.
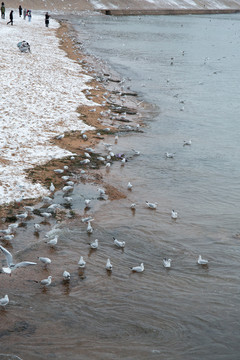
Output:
[0,16,146,223]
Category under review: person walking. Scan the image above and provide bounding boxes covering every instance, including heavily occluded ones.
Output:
[45,12,50,27]
[7,10,13,25]
[23,8,27,19]
[1,2,5,19]
[19,5,22,17]
[27,9,31,22]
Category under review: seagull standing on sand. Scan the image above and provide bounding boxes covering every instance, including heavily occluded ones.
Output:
[171,210,178,219]
[163,258,172,268]
[0,294,9,307]
[0,245,37,274]
[106,258,112,271]
[78,256,86,268]
[146,201,158,209]
[197,255,208,265]
[131,263,144,272]
[113,237,125,248]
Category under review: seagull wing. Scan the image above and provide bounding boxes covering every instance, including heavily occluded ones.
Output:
[13,261,37,269]
[0,245,14,267]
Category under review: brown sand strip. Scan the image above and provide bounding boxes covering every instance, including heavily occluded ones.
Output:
[100,8,240,16]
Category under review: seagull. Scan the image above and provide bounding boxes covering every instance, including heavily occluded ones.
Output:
[183,140,192,146]
[61,176,70,181]
[127,182,133,190]
[80,159,90,165]
[163,258,172,268]
[81,216,94,223]
[41,212,52,220]
[0,245,37,274]
[84,152,91,158]
[54,169,64,174]
[16,212,28,220]
[114,135,118,143]
[63,270,71,281]
[106,162,111,168]
[62,186,73,193]
[0,227,13,235]
[82,134,88,141]
[2,234,14,241]
[131,263,144,272]
[146,201,158,209]
[130,203,136,210]
[63,197,72,203]
[165,152,175,158]
[121,157,126,166]
[197,255,208,265]
[85,199,91,207]
[50,183,55,192]
[34,223,41,232]
[171,210,178,219]
[40,276,52,286]
[63,166,69,170]
[38,257,51,266]
[98,188,105,199]
[24,206,34,214]
[89,239,98,249]
[106,258,112,271]
[113,237,125,248]
[42,196,53,204]
[87,220,93,234]
[56,134,64,140]
[45,235,58,247]
[0,295,9,307]
[78,256,86,268]
[132,149,141,156]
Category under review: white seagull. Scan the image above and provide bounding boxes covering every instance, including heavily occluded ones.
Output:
[113,237,125,248]
[40,276,52,286]
[38,257,51,267]
[89,239,98,249]
[50,183,55,192]
[34,223,41,232]
[106,258,113,271]
[0,245,37,274]
[46,235,58,247]
[0,294,9,307]
[146,201,158,209]
[197,255,208,265]
[131,263,144,272]
[78,256,86,268]
[165,152,175,158]
[85,199,91,207]
[183,139,192,146]
[63,270,71,281]
[127,182,133,190]
[87,220,93,234]
[163,258,172,268]
[171,210,178,219]
[16,212,28,220]
[2,234,14,241]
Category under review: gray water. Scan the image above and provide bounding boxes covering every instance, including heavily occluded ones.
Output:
[1,13,240,360]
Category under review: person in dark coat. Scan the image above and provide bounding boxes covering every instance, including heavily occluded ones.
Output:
[45,12,50,27]
[19,5,22,17]
[1,2,5,19]
[7,10,13,25]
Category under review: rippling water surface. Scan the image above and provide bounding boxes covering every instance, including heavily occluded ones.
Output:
[1,13,240,360]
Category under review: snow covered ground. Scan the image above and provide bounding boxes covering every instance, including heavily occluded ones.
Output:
[0,13,96,205]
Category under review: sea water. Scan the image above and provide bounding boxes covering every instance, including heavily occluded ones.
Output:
[1,13,240,360]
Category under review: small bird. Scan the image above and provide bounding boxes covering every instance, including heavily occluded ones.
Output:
[46,235,58,247]
[171,210,178,219]
[24,206,34,214]
[56,134,64,140]
[42,196,53,204]
[34,223,41,232]
[114,135,118,143]
[82,134,88,141]
[163,258,172,268]
[63,166,69,170]
[80,159,90,165]
[63,270,71,281]
[61,176,70,181]
[50,183,55,192]
[2,234,14,241]
[127,182,133,190]
[165,152,175,158]
[40,276,52,286]
[106,258,112,271]
[121,157,126,166]
[197,255,208,265]
[106,162,111,168]
[113,237,125,248]
[84,152,91,158]
[54,169,64,174]
[87,220,93,234]
[130,203,136,210]
[64,197,72,203]
[78,256,86,268]
[146,201,158,209]
[89,239,98,249]
[132,149,140,156]
[0,245,37,274]
[183,139,192,146]
[131,263,144,272]
[62,186,73,193]
[85,199,91,207]
[0,294,9,307]
[41,212,52,220]
[16,212,28,220]
[0,227,13,235]
[98,188,105,199]
[38,257,51,266]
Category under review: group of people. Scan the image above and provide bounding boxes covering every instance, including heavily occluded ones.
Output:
[1,3,50,27]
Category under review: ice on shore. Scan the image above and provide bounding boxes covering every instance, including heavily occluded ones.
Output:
[0,12,96,205]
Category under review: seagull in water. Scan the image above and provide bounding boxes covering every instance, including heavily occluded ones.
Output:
[131,263,144,272]
[38,257,51,267]
[183,139,192,146]
[106,258,112,271]
[78,256,86,268]
[45,235,58,247]
[40,276,52,286]
[87,220,93,234]
[0,294,9,307]
[89,239,98,249]
[165,152,175,158]
[171,210,178,219]
[0,245,37,274]
[197,255,208,265]
[163,258,172,268]
[127,182,133,190]
[63,270,71,281]
[146,201,158,209]
[113,237,125,248]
